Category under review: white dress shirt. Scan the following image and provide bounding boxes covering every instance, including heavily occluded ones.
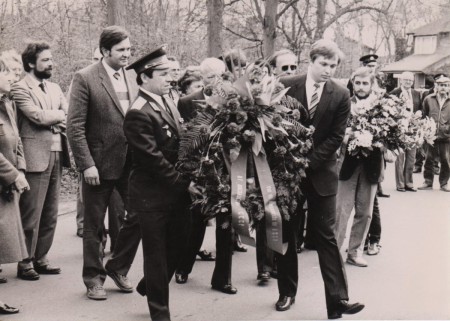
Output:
[305,68,325,110]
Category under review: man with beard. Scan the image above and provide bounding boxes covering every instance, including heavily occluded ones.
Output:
[11,41,70,280]
[334,67,385,268]
[67,26,139,300]
[279,39,364,319]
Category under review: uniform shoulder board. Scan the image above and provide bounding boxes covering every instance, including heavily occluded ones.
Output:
[130,96,148,110]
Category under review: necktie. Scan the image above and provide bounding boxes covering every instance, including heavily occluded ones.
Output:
[39,82,46,94]
[161,97,174,119]
[309,82,320,119]
[113,72,120,80]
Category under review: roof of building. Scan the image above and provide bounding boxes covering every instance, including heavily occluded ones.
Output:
[381,52,450,73]
[408,19,450,36]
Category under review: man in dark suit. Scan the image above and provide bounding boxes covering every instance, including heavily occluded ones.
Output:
[277,39,364,319]
[389,71,422,192]
[11,41,70,280]
[335,67,385,268]
[124,46,199,321]
[67,26,139,300]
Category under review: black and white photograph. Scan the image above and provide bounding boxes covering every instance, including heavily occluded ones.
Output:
[0,0,449,320]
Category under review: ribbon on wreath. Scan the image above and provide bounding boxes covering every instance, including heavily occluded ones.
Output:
[230,148,288,255]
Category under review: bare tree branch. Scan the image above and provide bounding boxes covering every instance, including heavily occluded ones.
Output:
[224,25,261,42]
[276,0,299,20]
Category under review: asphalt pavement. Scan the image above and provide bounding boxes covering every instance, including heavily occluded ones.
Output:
[1,165,449,321]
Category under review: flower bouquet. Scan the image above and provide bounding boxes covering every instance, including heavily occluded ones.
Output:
[177,68,314,253]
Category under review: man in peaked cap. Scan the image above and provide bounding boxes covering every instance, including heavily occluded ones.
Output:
[123,45,201,321]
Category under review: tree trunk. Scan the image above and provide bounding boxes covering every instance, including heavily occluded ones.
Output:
[262,0,278,57]
[107,0,126,26]
[314,0,327,40]
[207,0,224,57]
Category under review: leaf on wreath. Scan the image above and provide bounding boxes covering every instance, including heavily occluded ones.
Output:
[178,112,215,159]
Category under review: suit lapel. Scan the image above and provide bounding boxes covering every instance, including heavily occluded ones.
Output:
[24,75,49,110]
[98,63,125,117]
[296,75,308,108]
[312,80,333,128]
[141,91,179,132]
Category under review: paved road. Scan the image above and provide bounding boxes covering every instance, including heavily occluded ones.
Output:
[1,165,449,321]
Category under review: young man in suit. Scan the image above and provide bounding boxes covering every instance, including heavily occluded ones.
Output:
[278,39,364,319]
[124,46,200,321]
[11,41,70,281]
[335,67,385,268]
[390,71,422,192]
[67,26,139,300]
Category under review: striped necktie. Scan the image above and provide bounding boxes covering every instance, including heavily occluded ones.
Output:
[309,82,320,119]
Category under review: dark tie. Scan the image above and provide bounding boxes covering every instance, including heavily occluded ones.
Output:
[309,82,320,119]
[161,97,174,119]
[39,82,46,94]
[113,72,120,80]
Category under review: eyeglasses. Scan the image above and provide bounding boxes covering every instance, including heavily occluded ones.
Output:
[281,65,297,72]
[438,83,450,87]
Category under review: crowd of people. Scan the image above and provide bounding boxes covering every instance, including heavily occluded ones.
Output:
[0,24,449,321]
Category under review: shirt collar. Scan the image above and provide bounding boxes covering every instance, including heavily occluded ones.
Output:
[141,88,165,107]
[102,59,124,79]
[306,68,325,90]
[27,72,46,88]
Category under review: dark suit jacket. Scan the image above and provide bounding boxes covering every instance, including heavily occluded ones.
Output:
[177,89,205,122]
[339,148,384,184]
[124,89,190,211]
[389,87,422,113]
[281,74,350,196]
[11,74,70,172]
[67,61,138,180]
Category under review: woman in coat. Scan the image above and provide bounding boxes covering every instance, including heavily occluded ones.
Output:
[0,58,29,314]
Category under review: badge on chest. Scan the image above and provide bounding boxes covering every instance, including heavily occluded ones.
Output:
[162,124,172,137]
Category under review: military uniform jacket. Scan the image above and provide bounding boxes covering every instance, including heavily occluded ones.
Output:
[123,89,190,211]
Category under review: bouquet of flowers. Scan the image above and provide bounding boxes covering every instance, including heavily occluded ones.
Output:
[347,95,436,157]
[177,67,314,253]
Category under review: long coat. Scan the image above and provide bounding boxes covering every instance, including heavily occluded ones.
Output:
[0,97,28,264]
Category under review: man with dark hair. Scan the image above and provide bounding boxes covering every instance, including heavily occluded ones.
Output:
[67,25,139,300]
[278,39,364,319]
[11,41,70,281]
[124,45,200,321]
[269,49,298,77]
[221,49,247,75]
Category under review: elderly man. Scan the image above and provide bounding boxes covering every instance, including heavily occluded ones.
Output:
[390,71,422,192]
[269,49,298,77]
[419,76,450,192]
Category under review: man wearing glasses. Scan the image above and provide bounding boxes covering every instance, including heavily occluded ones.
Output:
[269,49,298,77]
[419,76,450,192]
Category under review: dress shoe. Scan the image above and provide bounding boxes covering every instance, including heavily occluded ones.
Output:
[328,300,365,319]
[346,256,368,267]
[0,276,7,283]
[367,243,380,256]
[296,246,303,253]
[136,280,146,296]
[269,270,278,279]
[175,273,188,284]
[257,272,270,282]
[275,296,295,311]
[418,183,432,190]
[233,244,247,252]
[76,229,83,238]
[17,267,40,280]
[303,242,316,250]
[34,263,61,275]
[106,270,133,292]
[211,284,237,294]
[0,303,19,314]
[413,167,421,173]
[197,250,215,261]
[377,191,390,198]
[441,185,450,192]
[396,187,405,192]
[405,186,417,192]
[87,285,107,300]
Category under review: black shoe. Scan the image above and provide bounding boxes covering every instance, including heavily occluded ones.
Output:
[413,167,421,173]
[233,244,247,252]
[257,272,270,282]
[197,250,216,261]
[17,268,40,280]
[136,280,146,297]
[405,186,417,192]
[304,242,316,251]
[328,300,365,319]
[296,246,303,253]
[396,187,405,192]
[0,303,19,314]
[275,296,295,311]
[269,270,278,279]
[377,191,390,198]
[34,264,61,275]
[175,273,188,284]
[211,284,237,294]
